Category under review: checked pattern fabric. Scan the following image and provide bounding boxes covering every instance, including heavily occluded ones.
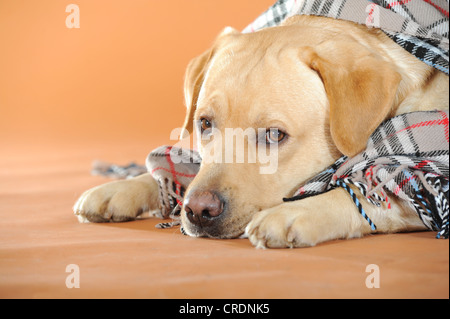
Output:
[146,146,200,230]
[284,111,449,239]
[243,0,449,74]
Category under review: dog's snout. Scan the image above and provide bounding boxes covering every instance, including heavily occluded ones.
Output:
[184,191,224,226]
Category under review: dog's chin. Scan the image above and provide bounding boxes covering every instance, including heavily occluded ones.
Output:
[182,221,246,239]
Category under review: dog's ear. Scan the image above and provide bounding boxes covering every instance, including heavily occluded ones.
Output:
[300,42,401,157]
[181,49,214,138]
[181,27,239,139]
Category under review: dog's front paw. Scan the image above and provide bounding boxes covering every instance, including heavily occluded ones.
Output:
[245,203,319,249]
[73,174,159,223]
[245,191,368,249]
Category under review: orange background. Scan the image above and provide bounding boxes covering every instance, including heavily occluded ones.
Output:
[0,1,448,299]
[0,0,275,147]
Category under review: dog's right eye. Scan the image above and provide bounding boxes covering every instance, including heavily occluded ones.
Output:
[200,118,212,133]
[265,128,286,144]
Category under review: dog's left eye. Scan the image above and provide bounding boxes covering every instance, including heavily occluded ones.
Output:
[200,118,212,133]
[265,128,286,144]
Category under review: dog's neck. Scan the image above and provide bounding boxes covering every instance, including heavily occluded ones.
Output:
[374,31,449,116]
[394,68,449,115]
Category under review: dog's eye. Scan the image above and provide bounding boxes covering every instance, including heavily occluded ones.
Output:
[265,128,286,144]
[200,118,212,133]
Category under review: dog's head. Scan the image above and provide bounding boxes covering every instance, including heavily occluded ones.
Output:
[179,17,401,239]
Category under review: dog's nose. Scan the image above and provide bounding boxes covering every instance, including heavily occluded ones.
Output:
[184,191,224,226]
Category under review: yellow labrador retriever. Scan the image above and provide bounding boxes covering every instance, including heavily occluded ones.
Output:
[74,16,449,248]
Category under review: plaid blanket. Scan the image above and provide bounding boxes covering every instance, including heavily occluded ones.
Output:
[243,0,449,74]
[146,146,200,230]
[284,111,449,239]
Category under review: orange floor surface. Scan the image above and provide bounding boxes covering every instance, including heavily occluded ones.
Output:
[0,139,448,299]
[0,0,448,299]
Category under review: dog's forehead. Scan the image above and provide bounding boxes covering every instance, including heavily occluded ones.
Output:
[204,41,253,85]
[196,30,327,129]
[208,46,237,74]
[199,36,273,104]
[196,39,257,112]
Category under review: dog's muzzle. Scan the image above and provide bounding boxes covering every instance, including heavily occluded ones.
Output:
[183,190,227,237]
